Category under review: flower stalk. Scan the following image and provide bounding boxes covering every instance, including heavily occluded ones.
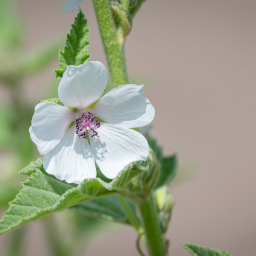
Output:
[93,1,166,255]
[92,0,129,87]
[138,193,167,256]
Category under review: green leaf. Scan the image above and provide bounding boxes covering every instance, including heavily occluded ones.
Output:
[154,155,178,189]
[19,158,43,176]
[155,186,174,233]
[0,150,157,235]
[70,195,135,224]
[54,8,90,79]
[130,0,148,18]
[147,136,178,189]
[182,243,232,256]
[147,136,163,164]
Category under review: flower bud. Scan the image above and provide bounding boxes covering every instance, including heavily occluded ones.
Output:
[155,186,174,233]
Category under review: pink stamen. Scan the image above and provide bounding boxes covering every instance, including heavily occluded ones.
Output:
[75,112,100,139]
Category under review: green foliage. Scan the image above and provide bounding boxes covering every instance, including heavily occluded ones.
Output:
[182,244,232,256]
[54,8,90,79]
[0,150,158,235]
[129,0,148,18]
[147,136,178,189]
[155,186,174,233]
[71,195,135,224]
[156,155,177,188]
[19,158,43,176]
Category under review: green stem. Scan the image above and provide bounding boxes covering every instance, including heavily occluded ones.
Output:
[93,1,165,255]
[118,196,143,234]
[92,0,129,87]
[138,193,166,256]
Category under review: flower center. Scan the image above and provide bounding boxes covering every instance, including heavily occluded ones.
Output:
[75,112,100,139]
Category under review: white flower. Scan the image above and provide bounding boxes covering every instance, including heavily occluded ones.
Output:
[62,0,83,12]
[29,61,155,184]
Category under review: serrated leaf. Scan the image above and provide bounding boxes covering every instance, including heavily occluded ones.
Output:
[182,243,232,256]
[19,158,43,175]
[54,8,90,79]
[0,150,157,235]
[71,195,135,224]
[147,136,178,189]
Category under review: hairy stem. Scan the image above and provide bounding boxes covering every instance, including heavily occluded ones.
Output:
[93,1,165,255]
[137,193,166,256]
[92,0,129,87]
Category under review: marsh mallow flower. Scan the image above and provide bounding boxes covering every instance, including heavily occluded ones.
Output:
[29,61,155,184]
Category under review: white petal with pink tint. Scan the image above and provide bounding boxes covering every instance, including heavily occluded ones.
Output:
[44,125,96,184]
[29,102,76,155]
[90,123,149,179]
[91,84,155,128]
[58,62,107,111]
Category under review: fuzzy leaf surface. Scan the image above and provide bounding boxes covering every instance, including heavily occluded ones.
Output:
[0,151,156,235]
[19,158,43,176]
[70,195,135,224]
[54,8,90,79]
[182,244,232,256]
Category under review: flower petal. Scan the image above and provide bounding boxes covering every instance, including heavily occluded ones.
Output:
[90,123,149,179]
[58,62,107,111]
[44,125,96,184]
[91,84,155,128]
[62,0,83,12]
[29,102,76,155]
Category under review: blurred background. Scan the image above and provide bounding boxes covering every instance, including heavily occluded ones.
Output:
[0,0,256,255]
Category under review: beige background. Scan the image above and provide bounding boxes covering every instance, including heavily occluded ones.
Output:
[1,0,256,255]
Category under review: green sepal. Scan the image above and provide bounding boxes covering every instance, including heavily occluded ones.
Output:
[70,195,136,225]
[0,150,158,235]
[182,243,233,256]
[39,98,64,106]
[147,136,178,189]
[54,8,90,79]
